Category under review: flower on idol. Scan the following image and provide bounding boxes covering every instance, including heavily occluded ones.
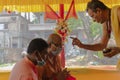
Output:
[55,19,70,43]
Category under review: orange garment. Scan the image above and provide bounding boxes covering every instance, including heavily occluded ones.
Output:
[37,65,45,80]
[42,55,62,80]
[9,56,38,80]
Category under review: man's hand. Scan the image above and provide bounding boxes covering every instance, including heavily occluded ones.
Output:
[103,47,120,58]
[71,37,83,48]
[56,68,70,80]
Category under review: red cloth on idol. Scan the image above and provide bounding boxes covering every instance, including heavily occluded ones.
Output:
[60,47,65,68]
[66,75,76,80]
[54,75,76,80]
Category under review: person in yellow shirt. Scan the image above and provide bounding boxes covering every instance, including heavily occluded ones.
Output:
[72,0,120,58]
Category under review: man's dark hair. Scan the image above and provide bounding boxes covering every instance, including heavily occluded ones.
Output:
[27,38,48,54]
[86,0,109,12]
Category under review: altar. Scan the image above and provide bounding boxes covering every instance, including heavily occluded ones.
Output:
[1,66,120,80]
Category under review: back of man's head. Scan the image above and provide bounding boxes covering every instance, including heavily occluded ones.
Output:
[27,38,48,55]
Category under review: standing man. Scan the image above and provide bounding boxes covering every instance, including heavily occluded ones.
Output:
[72,0,120,57]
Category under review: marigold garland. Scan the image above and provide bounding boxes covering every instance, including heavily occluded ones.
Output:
[54,19,70,43]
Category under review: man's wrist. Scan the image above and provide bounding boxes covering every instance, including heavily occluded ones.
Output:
[118,47,120,53]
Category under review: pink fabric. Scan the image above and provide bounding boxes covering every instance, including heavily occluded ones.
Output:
[9,56,38,80]
[66,75,76,80]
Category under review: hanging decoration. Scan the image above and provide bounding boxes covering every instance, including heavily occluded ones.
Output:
[0,0,119,12]
[44,0,78,43]
[55,19,70,42]
[2,7,18,14]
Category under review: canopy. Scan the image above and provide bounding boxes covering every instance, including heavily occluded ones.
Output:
[0,0,120,12]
